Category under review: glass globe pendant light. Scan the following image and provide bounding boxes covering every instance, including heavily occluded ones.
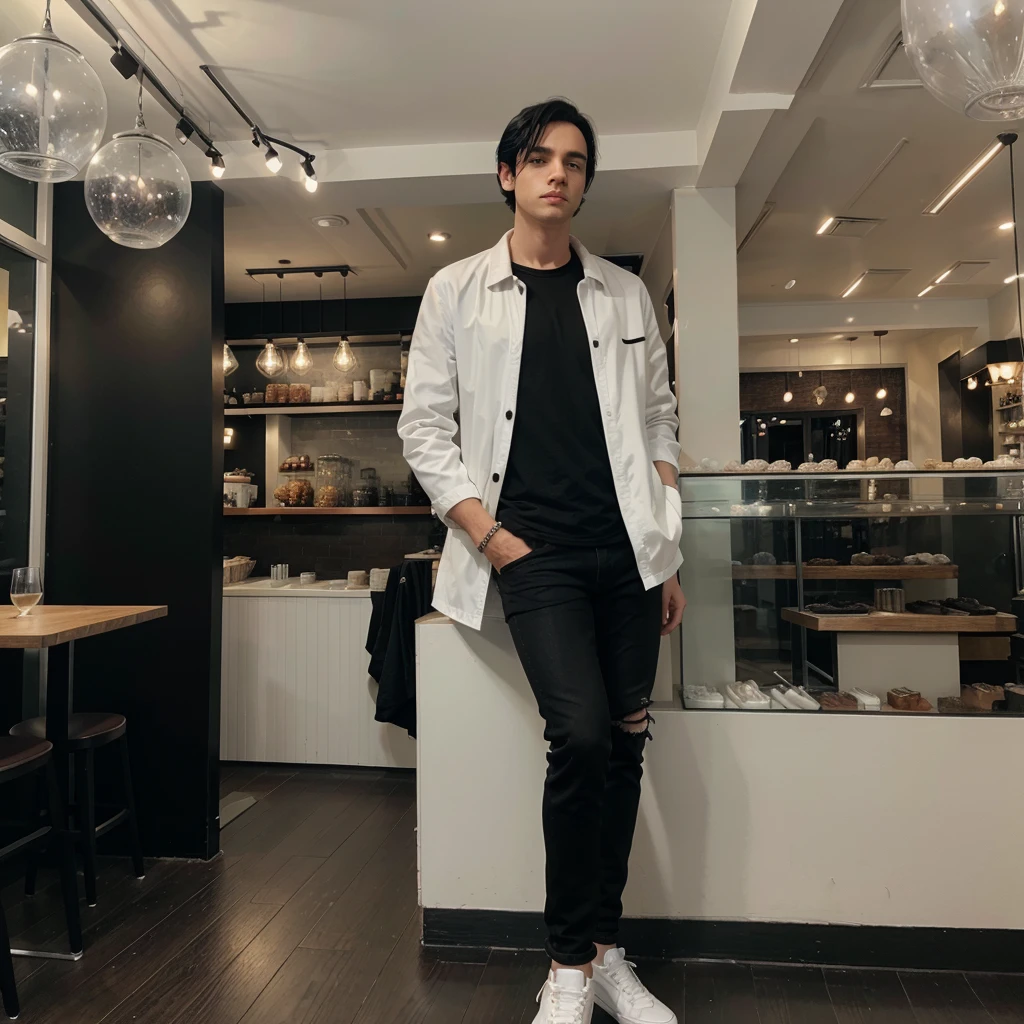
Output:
[84,76,192,249]
[223,344,239,376]
[0,0,108,181]
[256,341,285,378]
[290,340,313,375]
[902,0,1024,120]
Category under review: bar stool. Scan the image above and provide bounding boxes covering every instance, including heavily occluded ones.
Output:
[0,736,82,1020]
[10,714,144,908]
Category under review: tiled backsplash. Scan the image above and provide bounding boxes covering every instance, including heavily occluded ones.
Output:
[287,413,412,492]
[224,513,444,581]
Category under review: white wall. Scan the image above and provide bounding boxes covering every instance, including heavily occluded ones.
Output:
[417,615,1024,930]
[988,282,1021,341]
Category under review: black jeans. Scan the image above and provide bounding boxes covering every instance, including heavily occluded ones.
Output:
[493,539,664,967]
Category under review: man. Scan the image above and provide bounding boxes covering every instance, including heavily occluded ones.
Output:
[398,98,685,1024]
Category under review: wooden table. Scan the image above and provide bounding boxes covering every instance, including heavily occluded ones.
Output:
[0,606,167,962]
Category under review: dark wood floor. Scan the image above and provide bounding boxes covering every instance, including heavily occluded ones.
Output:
[3,764,1023,1022]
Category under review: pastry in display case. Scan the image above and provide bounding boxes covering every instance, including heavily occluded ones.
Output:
[677,468,1023,716]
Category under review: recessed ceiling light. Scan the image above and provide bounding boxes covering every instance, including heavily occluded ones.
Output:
[918,285,934,296]
[1006,273,1022,285]
[842,273,867,299]
[428,231,451,243]
[816,217,836,235]
[934,268,954,284]
[845,317,855,323]
[925,139,1007,215]
[278,259,291,265]
[790,337,799,344]
[785,279,796,290]
[313,214,349,229]
[1000,221,1015,231]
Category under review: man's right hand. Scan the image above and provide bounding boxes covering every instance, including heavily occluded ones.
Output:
[445,500,533,573]
[483,528,533,573]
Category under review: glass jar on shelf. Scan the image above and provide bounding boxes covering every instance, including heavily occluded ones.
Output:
[273,472,314,507]
[315,454,352,507]
[358,466,380,506]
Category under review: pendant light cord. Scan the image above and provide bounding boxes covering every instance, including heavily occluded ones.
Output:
[342,271,348,340]
[1011,140,1023,340]
[43,0,52,31]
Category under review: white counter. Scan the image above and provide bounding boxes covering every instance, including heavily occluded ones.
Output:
[221,579,415,769]
[416,611,1024,953]
[225,577,372,598]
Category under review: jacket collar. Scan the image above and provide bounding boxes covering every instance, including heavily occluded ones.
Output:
[484,229,609,290]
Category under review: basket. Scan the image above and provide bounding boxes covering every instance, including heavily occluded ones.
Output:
[224,557,256,586]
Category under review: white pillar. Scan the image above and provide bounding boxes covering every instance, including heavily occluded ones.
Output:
[673,187,740,688]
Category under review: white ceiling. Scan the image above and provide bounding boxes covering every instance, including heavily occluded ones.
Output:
[224,184,669,300]
[737,0,1024,306]
[110,0,733,148]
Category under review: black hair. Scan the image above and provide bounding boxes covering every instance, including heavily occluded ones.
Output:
[495,98,598,214]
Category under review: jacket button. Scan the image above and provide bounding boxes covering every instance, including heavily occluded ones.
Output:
[492,472,500,482]
[592,339,599,348]
[505,410,513,420]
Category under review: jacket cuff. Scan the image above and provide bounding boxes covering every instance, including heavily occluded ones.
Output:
[648,438,681,468]
[433,482,483,529]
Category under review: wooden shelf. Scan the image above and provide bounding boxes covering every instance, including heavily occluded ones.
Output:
[225,403,402,417]
[733,565,796,579]
[733,564,959,580]
[782,608,1017,633]
[224,506,432,516]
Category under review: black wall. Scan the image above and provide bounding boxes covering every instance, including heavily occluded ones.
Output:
[938,353,963,462]
[48,182,224,859]
[225,295,422,340]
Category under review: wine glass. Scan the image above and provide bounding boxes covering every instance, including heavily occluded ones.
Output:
[11,567,42,617]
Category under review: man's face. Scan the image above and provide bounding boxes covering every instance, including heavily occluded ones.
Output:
[499,121,589,224]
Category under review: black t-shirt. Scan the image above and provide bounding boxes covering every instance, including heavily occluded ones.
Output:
[496,250,629,548]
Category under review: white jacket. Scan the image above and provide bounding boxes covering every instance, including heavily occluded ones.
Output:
[398,230,683,631]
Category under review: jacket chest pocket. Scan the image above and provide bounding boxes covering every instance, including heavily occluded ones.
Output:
[618,302,647,347]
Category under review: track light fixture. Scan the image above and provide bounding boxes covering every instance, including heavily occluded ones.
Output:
[208,149,225,178]
[302,154,317,193]
[203,65,317,191]
[175,117,194,145]
[264,141,282,174]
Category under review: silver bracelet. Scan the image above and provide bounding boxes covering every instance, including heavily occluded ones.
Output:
[478,521,503,553]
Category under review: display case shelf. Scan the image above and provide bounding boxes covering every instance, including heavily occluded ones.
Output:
[732,564,959,581]
[782,608,1017,633]
[225,403,402,416]
[224,506,432,516]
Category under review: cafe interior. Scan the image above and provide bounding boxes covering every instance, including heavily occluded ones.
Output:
[0,0,1024,1021]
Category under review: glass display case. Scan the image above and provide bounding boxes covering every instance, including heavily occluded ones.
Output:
[677,471,1024,714]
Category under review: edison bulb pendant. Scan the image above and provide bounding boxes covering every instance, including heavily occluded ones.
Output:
[290,340,313,376]
[256,341,285,378]
[333,338,356,373]
[223,344,239,376]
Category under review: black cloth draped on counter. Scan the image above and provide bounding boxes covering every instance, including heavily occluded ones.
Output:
[365,559,434,737]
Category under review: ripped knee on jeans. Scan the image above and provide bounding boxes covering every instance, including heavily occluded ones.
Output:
[612,697,655,741]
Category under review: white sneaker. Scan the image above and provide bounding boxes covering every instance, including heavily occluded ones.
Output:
[591,948,677,1023]
[531,968,594,1024]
